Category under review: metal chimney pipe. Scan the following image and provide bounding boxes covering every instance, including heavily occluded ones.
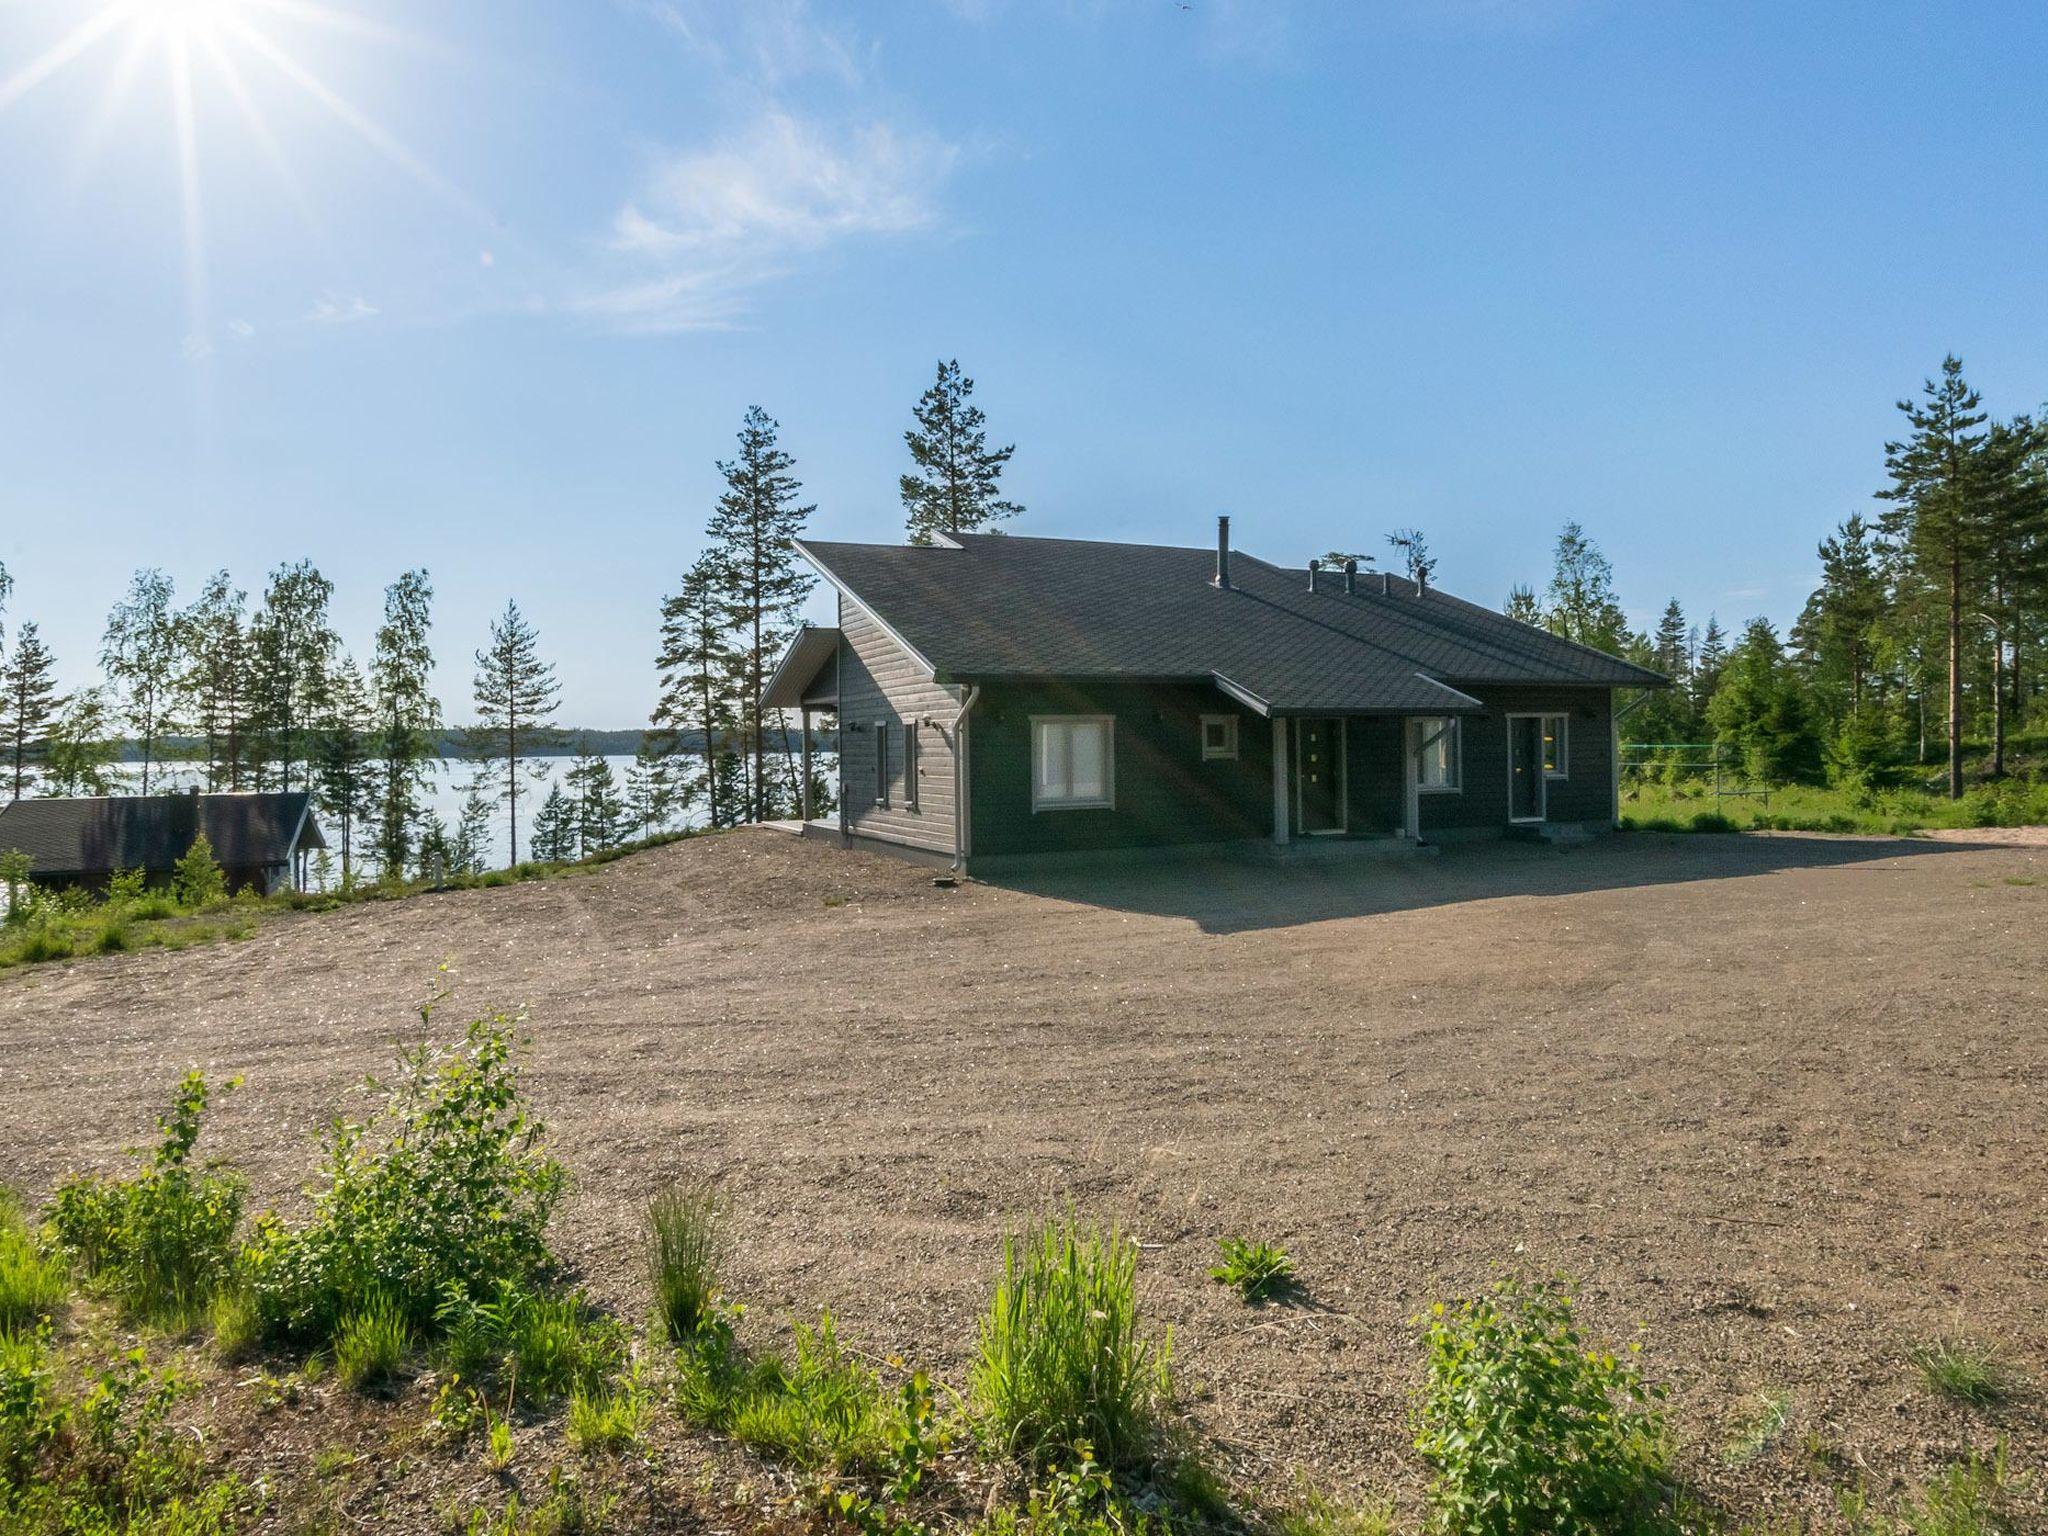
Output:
[1380,571,1390,596]
[1307,558,1321,593]
[1343,559,1357,595]
[1214,515,1232,589]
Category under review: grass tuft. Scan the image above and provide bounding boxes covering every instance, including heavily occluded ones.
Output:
[971,1215,1171,1472]
[0,1189,67,1331]
[1909,1338,2013,1407]
[647,1178,729,1345]
[567,1367,649,1456]
[333,1294,411,1392]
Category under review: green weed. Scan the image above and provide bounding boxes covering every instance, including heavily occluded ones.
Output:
[1209,1236,1295,1303]
[567,1366,648,1456]
[972,1216,1172,1472]
[676,1309,896,1473]
[1909,1339,2013,1407]
[1839,1441,2021,1535]
[1722,1391,1793,1465]
[333,1294,412,1391]
[0,1191,66,1331]
[647,1177,730,1344]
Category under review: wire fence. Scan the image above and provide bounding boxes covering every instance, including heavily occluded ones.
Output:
[1618,742,1773,807]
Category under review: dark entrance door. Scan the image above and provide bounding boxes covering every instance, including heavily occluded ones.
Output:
[1296,717,1344,833]
[1508,715,1545,822]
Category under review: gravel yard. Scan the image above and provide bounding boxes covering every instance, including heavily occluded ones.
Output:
[2,826,2041,1527]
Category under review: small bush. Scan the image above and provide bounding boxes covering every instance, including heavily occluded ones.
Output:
[972,1216,1172,1472]
[567,1366,648,1456]
[45,1072,244,1325]
[240,1003,565,1345]
[334,1295,412,1392]
[1413,1276,1669,1536]
[0,1191,66,1331]
[173,834,228,909]
[431,1278,623,1403]
[1909,1338,2013,1407]
[648,1178,730,1344]
[1209,1236,1295,1303]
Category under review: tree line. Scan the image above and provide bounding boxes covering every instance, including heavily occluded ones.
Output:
[0,357,1027,879]
[1500,356,2046,797]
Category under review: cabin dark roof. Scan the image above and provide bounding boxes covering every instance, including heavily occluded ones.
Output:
[0,792,325,878]
[791,532,1664,716]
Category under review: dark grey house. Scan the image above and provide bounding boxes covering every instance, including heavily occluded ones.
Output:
[763,521,1665,873]
[0,790,325,895]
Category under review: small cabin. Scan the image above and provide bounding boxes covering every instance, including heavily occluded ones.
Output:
[0,790,326,896]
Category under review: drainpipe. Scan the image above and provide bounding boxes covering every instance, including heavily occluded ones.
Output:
[951,685,980,872]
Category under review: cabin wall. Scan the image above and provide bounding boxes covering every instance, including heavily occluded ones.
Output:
[1419,686,1615,836]
[968,680,1269,858]
[834,595,961,857]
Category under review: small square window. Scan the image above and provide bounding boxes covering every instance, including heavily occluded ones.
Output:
[1200,714,1239,761]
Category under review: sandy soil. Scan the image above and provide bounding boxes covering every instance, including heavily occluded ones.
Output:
[2,828,2042,1528]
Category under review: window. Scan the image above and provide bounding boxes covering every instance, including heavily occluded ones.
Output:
[874,720,889,806]
[1414,716,1461,792]
[1032,716,1115,810]
[1542,714,1568,778]
[1200,714,1239,761]
[903,722,919,809]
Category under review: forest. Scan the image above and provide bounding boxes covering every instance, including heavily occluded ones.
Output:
[0,353,2042,883]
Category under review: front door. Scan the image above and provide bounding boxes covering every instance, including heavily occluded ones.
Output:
[1508,715,1545,822]
[1296,717,1345,834]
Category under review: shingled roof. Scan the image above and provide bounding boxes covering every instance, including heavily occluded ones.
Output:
[788,530,1664,716]
[0,791,325,879]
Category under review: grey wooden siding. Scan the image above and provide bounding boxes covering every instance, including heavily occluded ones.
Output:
[835,595,960,855]
[1419,686,1614,834]
[969,681,1270,857]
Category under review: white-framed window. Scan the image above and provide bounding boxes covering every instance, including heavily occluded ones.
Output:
[1200,713,1239,761]
[903,722,920,809]
[1032,716,1115,811]
[1414,716,1461,793]
[874,720,889,807]
[1542,714,1568,779]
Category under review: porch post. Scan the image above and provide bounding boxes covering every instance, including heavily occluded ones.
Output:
[1402,718,1420,840]
[800,708,814,823]
[1270,716,1290,844]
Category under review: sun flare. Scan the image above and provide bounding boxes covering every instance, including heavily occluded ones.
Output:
[136,0,249,45]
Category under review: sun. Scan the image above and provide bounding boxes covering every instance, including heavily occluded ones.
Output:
[137,0,250,45]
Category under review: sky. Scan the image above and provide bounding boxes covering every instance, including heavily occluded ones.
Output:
[2,0,2045,725]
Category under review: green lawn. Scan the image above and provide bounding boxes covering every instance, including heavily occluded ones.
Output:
[1618,775,2048,836]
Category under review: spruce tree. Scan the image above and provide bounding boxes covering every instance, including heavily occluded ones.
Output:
[178,572,253,791]
[1708,619,1825,785]
[529,783,577,863]
[311,658,377,885]
[451,779,494,875]
[1504,584,1543,627]
[248,560,337,794]
[0,621,62,799]
[371,569,441,872]
[1795,515,1886,737]
[1877,355,1988,798]
[566,741,626,856]
[1691,616,1728,724]
[705,408,815,824]
[900,359,1023,544]
[1977,417,2048,774]
[470,600,560,868]
[101,568,181,793]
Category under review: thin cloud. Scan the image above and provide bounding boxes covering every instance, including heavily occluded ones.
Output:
[579,111,956,332]
[624,0,866,87]
[305,292,379,324]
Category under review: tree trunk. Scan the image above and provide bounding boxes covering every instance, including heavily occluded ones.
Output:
[507,714,520,868]
[1946,553,1963,799]
[1991,622,2006,778]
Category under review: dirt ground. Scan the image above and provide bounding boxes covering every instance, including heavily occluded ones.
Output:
[2,828,2042,1528]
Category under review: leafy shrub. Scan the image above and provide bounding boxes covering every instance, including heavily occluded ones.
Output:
[333,1295,412,1392]
[972,1217,1172,1472]
[648,1178,730,1343]
[0,1191,66,1332]
[173,834,227,909]
[431,1277,622,1403]
[106,868,147,907]
[672,1307,895,1473]
[1209,1236,1295,1303]
[241,1006,565,1344]
[1413,1276,1669,1536]
[46,1072,244,1325]
[1909,1339,2013,1407]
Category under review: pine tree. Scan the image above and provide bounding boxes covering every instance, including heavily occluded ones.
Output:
[42,688,120,797]
[416,813,455,885]
[706,408,815,824]
[248,560,337,794]
[652,555,740,828]
[1795,515,1887,736]
[1386,529,1437,586]
[566,742,626,857]
[101,568,181,793]
[178,572,254,791]
[529,783,577,863]
[371,569,441,872]
[1542,521,1628,651]
[624,746,669,839]
[1504,584,1543,627]
[470,600,560,868]
[1876,355,1989,798]
[311,658,377,885]
[1977,417,2048,774]
[0,621,62,799]
[901,359,1023,544]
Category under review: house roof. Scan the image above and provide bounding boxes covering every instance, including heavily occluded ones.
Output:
[788,531,1664,716]
[761,625,842,709]
[0,791,325,878]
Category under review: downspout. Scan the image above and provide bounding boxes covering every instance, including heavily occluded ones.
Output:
[951,685,980,873]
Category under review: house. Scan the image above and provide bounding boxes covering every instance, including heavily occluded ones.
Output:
[0,790,326,895]
[763,520,1667,875]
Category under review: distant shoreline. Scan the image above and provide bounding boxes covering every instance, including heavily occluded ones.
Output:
[109,726,841,764]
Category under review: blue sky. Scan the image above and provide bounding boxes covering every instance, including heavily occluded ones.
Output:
[2,0,2044,724]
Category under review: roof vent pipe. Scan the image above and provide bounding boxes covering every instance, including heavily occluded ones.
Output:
[1416,568,1427,598]
[1214,515,1232,589]
[1380,571,1390,596]
[1307,558,1321,593]
[1343,559,1357,595]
